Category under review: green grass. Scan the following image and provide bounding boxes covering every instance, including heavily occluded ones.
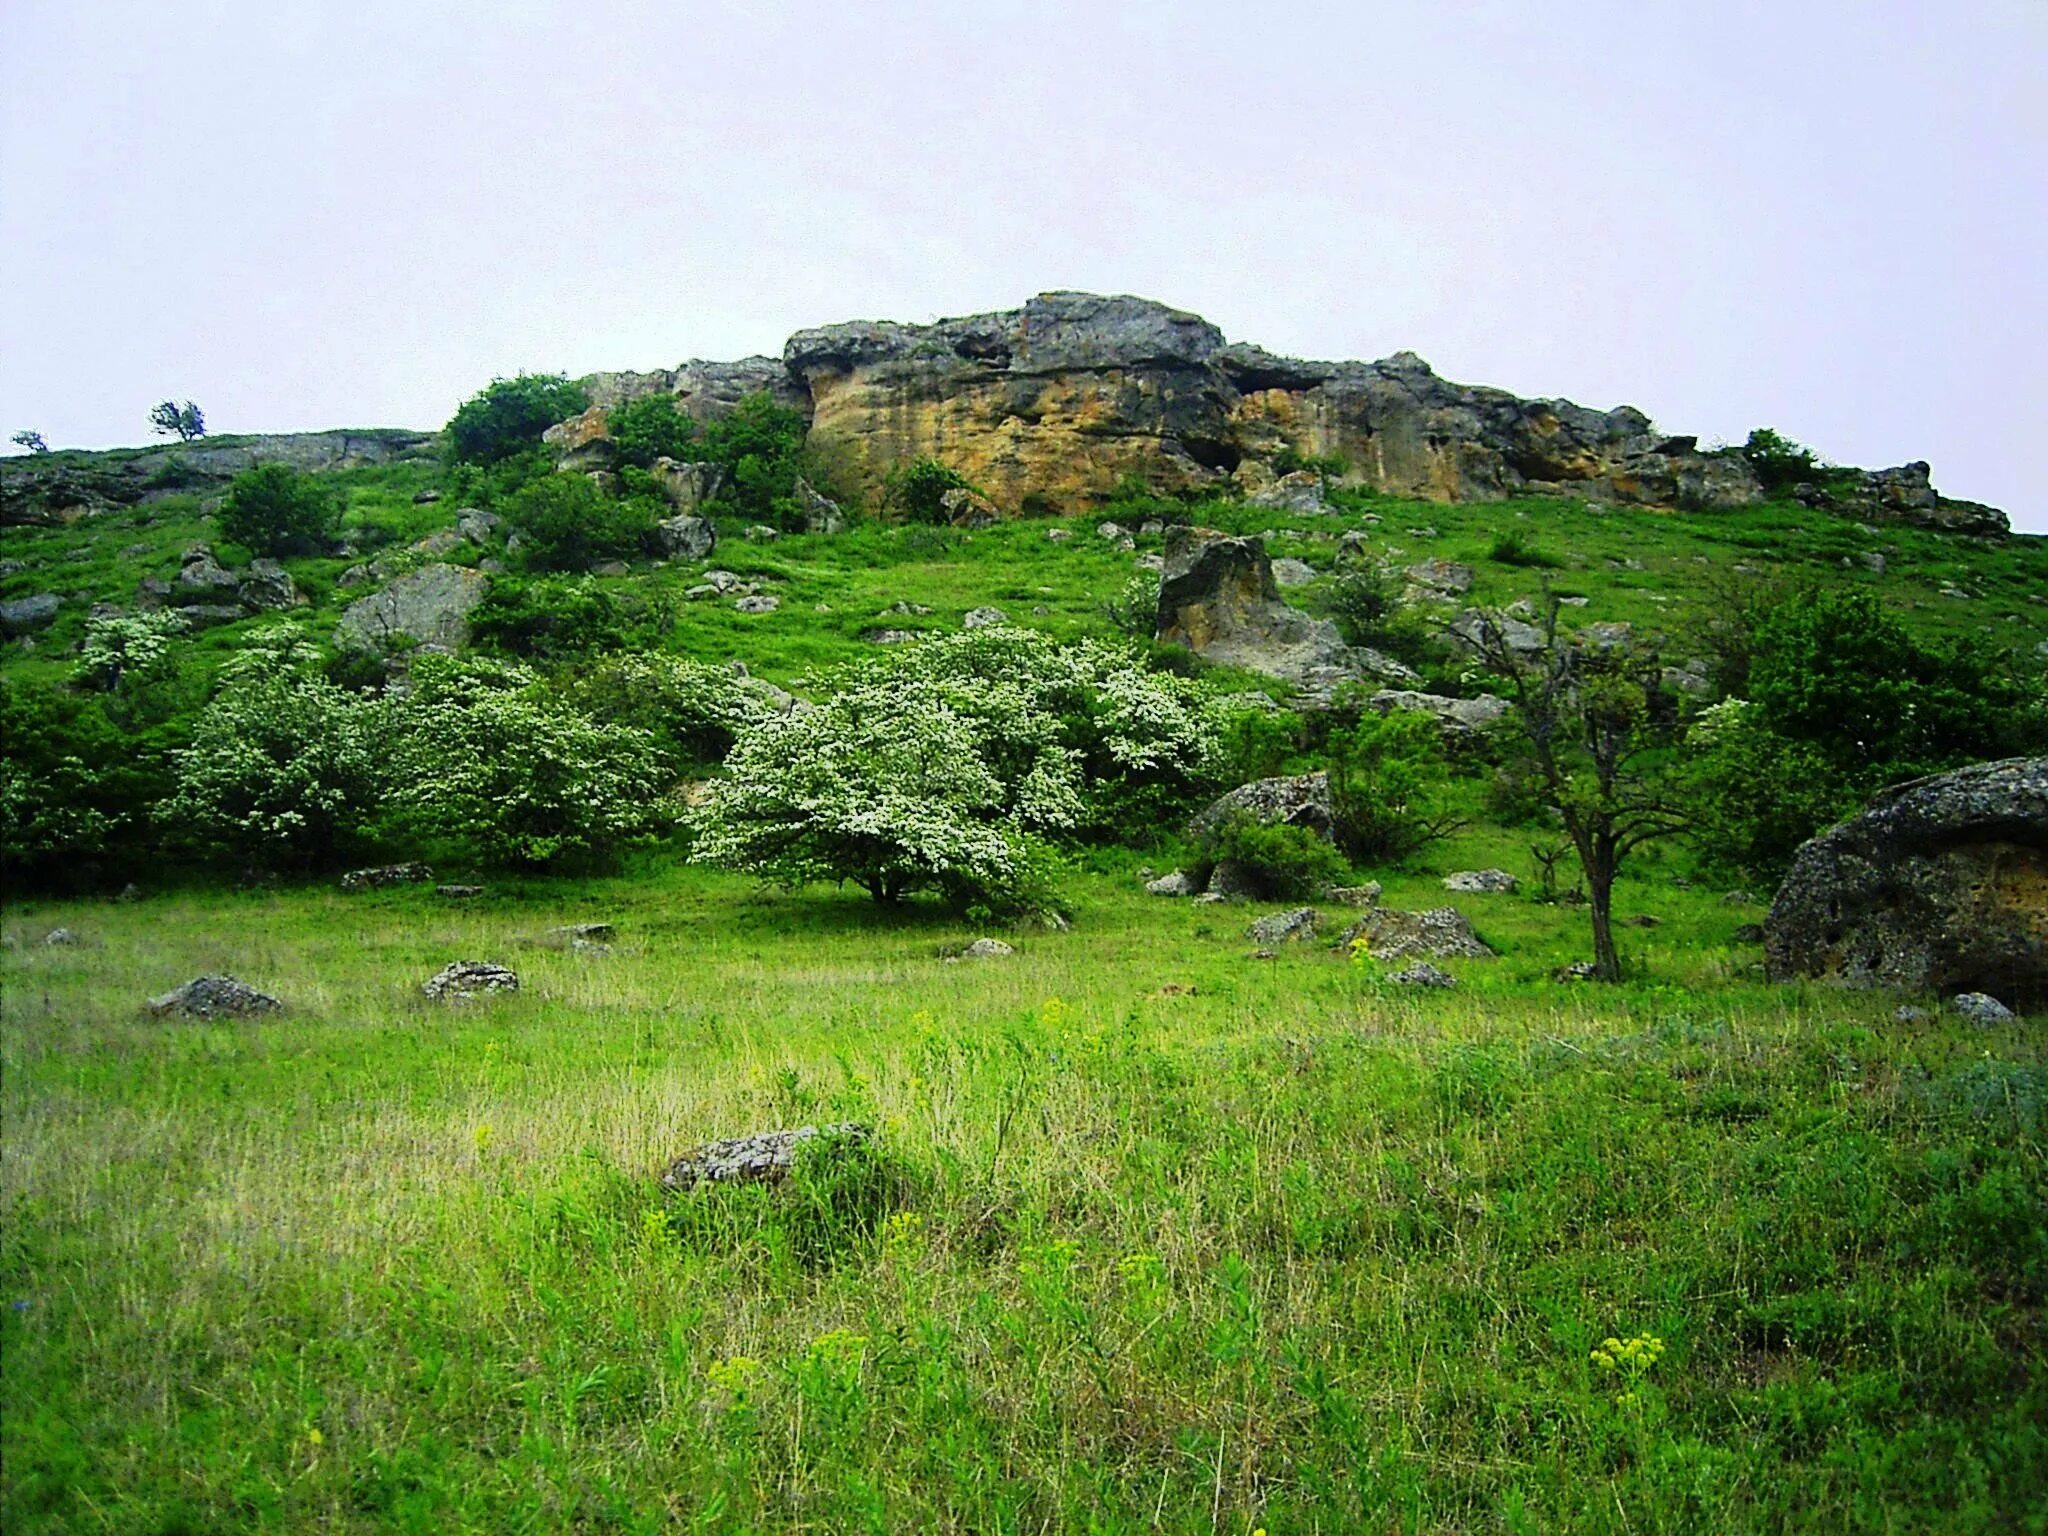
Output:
[4,856,2042,1533]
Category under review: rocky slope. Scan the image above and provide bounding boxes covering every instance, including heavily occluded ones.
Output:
[573,291,2008,534]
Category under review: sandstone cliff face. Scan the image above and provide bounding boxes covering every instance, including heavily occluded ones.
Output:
[562,292,2005,533]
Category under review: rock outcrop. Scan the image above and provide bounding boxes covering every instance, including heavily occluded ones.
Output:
[660,1122,871,1191]
[337,563,487,654]
[1190,772,1335,841]
[1155,528,1416,703]
[147,975,282,1018]
[1764,757,2047,1006]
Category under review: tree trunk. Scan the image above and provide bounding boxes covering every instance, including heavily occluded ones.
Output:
[1587,857,1622,981]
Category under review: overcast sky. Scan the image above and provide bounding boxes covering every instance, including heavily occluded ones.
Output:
[3,0,2042,530]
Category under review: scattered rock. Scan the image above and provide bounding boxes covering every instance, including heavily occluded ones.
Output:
[0,593,60,635]
[734,595,780,614]
[959,938,1014,959]
[1624,914,1662,928]
[1341,906,1494,961]
[1721,890,1756,907]
[1249,908,1318,946]
[1270,557,1317,587]
[537,923,615,948]
[660,1122,871,1191]
[884,601,934,615]
[794,477,845,534]
[1443,869,1516,894]
[413,489,442,505]
[1447,608,1545,657]
[653,514,716,560]
[1046,528,1073,543]
[863,628,921,644]
[1892,1004,1933,1024]
[1765,757,2047,1006]
[176,545,240,597]
[340,862,433,892]
[1145,870,1198,897]
[700,569,744,593]
[1097,520,1135,549]
[1325,883,1382,907]
[941,487,1000,528]
[422,961,519,1001]
[147,975,281,1018]
[963,606,1008,629]
[436,884,484,899]
[593,560,632,577]
[1950,992,2016,1026]
[1403,558,1474,598]
[456,508,502,543]
[42,927,80,946]
[1367,689,1509,740]
[1204,859,1260,901]
[743,525,780,543]
[1388,961,1455,988]
[237,558,299,611]
[1552,961,1599,982]
[1190,772,1333,840]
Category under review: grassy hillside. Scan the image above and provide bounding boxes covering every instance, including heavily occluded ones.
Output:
[2,456,2045,1531]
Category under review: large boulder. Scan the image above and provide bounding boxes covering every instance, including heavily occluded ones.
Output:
[653,513,717,560]
[1155,528,1416,705]
[1764,757,2047,1006]
[337,563,487,654]
[1190,772,1334,840]
[147,975,281,1018]
[650,458,725,515]
[0,592,59,635]
[1340,906,1495,961]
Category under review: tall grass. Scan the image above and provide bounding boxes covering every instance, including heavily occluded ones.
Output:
[4,865,2042,1531]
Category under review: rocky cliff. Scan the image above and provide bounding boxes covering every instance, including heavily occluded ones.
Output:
[574,292,2008,534]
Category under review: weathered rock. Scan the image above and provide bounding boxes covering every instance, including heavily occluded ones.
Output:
[1246,471,1329,514]
[660,1122,871,1191]
[436,884,484,899]
[734,594,779,614]
[1045,528,1072,543]
[1156,528,1416,705]
[1341,906,1494,961]
[1403,558,1474,598]
[1204,859,1259,901]
[541,405,614,473]
[1098,520,1135,548]
[940,487,1000,528]
[337,563,487,654]
[0,592,59,634]
[43,927,81,946]
[963,606,1008,629]
[237,558,299,611]
[1325,883,1382,907]
[653,513,717,560]
[176,545,240,598]
[147,975,281,1018]
[863,628,920,644]
[1190,772,1334,841]
[793,477,845,534]
[1443,869,1517,894]
[1388,961,1456,988]
[959,938,1014,959]
[1368,689,1509,740]
[340,862,433,891]
[650,458,724,515]
[1764,757,2047,1006]
[422,961,519,1001]
[743,525,779,543]
[537,923,615,948]
[1893,1004,1934,1024]
[1810,462,2010,537]
[1145,870,1198,897]
[176,604,247,631]
[1950,992,2016,1025]
[1249,907,1318,946]
[1447,608,1545,656]
[1552,961,1599,982]
[1270,557,1317,588]
[456,508,502,543]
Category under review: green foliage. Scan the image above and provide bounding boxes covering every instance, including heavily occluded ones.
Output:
[162,634,393,869]
[1487,526,1559,568]
[499,473,656,573]
[566,653,772,773]
[10,429,48,454]
[1196,811,1349,898]
[216,463,340,556]
[1327,566,1433,665]
[1742,427,1823,493]
[1327,708,1466,863]
[695,392,811,527]
[73,610,184,700]
[1270,445,1348,478]
[445,373,589,466]
[469,576,670,661]
[1684,699,1858,876]
[881,457,972,524]
[147,399,205,441]
[391,656,671,869]
[606,393,697,471]
[0,678,179,886]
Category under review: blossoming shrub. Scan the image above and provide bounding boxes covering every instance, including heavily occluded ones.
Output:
[566,653,775,775]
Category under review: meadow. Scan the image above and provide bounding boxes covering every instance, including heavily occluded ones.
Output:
[4,851,2043,1533]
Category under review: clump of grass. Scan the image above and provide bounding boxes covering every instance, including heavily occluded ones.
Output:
[1488,526,1561,567]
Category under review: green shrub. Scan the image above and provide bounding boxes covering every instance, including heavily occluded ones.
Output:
[469,576,669,661]
[1327,567,1433,665]
[607,394,697,471]
[696,392,811,527]
[1487,527,1559,568]
[1195,812,1348,900]
[446,374,589,466]
[217,463,340,556]
[1327,709,1466,863]
[1741,427,1822,493]
[567,653,770,772]
[500,474,656,573]
[1270,446,1348,478]
[0,678,180,888]
[882,456,973,523]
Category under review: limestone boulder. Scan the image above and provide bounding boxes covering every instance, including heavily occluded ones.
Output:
[1190,772,1334,841]
[660,1122,871,1191]
[422,961,519,1001]
[1367,689,1509,741]
[337,563,487,654]
[653,513,717,560]
[147,975,281,1018]
[793,477,845,534]
[1249,907,1319,946]
[1340,906,1495,962]
[1156,527,1417,705]
[340,862,433,891]
[1764,757,2047,1006]
[650,458,725,516]
[0,592,59,635]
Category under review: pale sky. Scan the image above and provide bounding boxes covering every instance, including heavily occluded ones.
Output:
[3,1,2042,531]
